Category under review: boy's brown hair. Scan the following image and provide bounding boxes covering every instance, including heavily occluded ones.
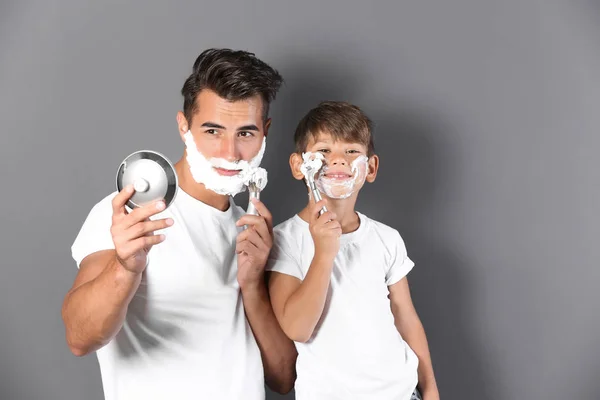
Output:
[294,101,375,156]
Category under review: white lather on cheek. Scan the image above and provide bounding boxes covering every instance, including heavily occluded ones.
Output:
[183,130,267,196]
[316,155,368,199]
[300,152,325,179]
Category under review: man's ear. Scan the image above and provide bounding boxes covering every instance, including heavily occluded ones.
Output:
[365,154,379,183]
[264,118,272,137]
[176,111,189,141]
[290,153,305,180]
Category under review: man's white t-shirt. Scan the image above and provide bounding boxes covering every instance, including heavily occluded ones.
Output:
[71,189,264,400]
[266,212,419,400]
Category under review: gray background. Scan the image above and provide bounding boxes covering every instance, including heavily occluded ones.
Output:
[1,0,598,399]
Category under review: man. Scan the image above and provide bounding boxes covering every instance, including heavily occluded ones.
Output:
[61,48,297,400]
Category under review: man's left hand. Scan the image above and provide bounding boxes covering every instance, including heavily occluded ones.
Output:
[235,198,274,290]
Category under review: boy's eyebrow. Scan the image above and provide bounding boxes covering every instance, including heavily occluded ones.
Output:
[201,122,226,129]
[312,138,332,144]
[237,124,259,131]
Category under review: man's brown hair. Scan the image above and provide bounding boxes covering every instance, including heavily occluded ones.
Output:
[181,48,283,125]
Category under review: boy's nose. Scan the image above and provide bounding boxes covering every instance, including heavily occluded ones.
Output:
[330,155,347,166]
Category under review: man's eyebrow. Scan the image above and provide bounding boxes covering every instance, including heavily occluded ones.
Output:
[200,122,226,129]
[237,124,259,131]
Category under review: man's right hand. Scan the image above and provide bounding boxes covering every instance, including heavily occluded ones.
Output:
[308,198,341,261]
[110,185,173,274]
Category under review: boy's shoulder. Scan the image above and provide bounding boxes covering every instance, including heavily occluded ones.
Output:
[358,212,408,248]
[271,212,408,249]
[272,215,311,255]
[273,214,308,236]
[359,212,400,237]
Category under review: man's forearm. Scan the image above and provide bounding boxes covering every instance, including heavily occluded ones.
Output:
[62,257,141,356]
[241,278,297,394]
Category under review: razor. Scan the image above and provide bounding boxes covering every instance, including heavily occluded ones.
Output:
[244,167,268,216]
[300,152,327,215]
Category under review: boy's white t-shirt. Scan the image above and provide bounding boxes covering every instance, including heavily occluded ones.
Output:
[71,189,264,400]
[267,212,419,400]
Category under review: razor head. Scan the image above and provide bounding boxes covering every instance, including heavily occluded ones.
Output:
[300,152,325,179]
[244,167,268,192]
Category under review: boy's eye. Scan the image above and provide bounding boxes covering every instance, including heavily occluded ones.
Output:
[318,149,330,153]
[347,149,360,154]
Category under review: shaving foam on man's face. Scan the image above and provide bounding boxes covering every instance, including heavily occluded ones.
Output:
[184,130,266,196]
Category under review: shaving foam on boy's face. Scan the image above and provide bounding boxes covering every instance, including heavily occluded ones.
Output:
[184,130,266,196]
[301,151,369,199]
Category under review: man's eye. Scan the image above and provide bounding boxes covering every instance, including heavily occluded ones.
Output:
[238,131,254,138]
[205,129,218,135]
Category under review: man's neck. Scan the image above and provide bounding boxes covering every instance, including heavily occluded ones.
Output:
[174,159,231,211]
[299,193,360,234]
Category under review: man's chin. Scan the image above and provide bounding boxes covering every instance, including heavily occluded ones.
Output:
[204,181,246,197]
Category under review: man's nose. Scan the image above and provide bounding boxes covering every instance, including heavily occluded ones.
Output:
[218,136,240,162]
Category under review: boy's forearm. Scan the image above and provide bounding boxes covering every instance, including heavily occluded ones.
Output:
[397,317,439,395]
[62,257,141,356]
[281,255,334,342]
[241,279,297,394]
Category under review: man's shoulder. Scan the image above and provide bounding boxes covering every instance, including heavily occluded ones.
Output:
[71,192,119,267]
[82,191,119,218]
[73,191,119,238]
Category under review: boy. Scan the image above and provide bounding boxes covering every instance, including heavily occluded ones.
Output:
[266,101,439,400]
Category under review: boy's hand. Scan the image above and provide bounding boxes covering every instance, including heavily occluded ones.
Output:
[235,198,274,290]
[308,198,342,260]
[421,388,440,400]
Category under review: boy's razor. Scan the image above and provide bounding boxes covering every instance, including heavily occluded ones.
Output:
[300,153,327,216]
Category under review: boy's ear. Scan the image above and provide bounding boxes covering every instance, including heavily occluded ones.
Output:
[289,153,305,180]
[365,154,379,183]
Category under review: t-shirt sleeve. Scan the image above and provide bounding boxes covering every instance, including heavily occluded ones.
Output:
[385,230,415,286]
[71,193,118,268]
[266,230,304,280]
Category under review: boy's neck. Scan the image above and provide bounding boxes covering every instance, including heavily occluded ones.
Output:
[299,195,361,234]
